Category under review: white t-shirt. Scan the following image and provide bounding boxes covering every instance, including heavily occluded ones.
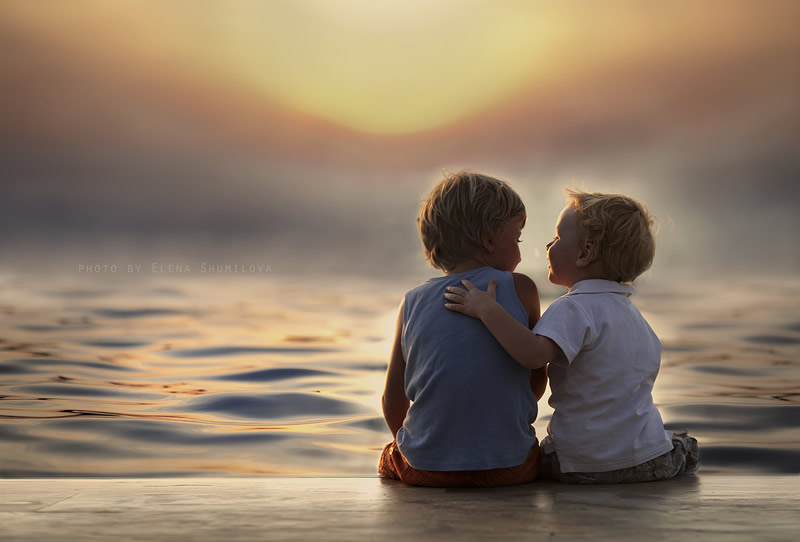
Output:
[533,279,673,473]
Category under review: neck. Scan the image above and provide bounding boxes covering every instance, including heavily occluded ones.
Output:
[566,272,616,290]
[444,257,490,275]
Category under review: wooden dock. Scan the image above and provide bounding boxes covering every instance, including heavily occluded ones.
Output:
[1,476,798,540]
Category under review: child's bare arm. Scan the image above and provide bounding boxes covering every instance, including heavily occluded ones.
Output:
[512,273,548,400]
[529,366,547,399]
[529,367,548,400]
[445,279,561,370]
[382,300,410,437]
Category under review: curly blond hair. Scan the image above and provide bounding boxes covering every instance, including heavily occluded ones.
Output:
[418,171,526,271]
[565,188,655,283]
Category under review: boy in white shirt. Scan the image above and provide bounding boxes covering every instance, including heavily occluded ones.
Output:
[444,189,698,483]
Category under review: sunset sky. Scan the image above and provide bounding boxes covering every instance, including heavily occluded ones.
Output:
[5,1,796,134]
[2,0,798,282]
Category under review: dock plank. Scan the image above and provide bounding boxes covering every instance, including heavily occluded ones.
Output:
[1,476,798,541]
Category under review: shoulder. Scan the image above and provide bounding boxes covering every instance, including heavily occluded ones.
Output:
[546,292,585,313]
[512,272,538,298]
[541,294,592,328]
[535,295,595,360]
[404,278,437,301]
[512,273,540,327]
[391,296,406,328]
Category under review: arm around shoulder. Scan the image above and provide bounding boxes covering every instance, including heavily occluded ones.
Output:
[444,277,560,370]
[481,301,560,371]
[513,273,547,399]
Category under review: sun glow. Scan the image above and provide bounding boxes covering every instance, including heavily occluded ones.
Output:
[227,1,561,134]
[4,0,787,137]
[2,0,565,135]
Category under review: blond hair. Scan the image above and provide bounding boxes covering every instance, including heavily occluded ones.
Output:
[565,188,655,283]
[418,171,525,271]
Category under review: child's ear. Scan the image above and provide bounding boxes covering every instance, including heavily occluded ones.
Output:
[576,241,595,268]
[481,231,496,253]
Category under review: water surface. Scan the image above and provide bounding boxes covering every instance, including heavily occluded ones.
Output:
[1,271,798,476]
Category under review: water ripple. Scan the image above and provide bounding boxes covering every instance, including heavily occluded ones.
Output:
[17,325,92,332]
[214,368,336,382]
[163,346,341,357]
[0,364,38,375]
[12,384,164,400]
[3,358,137,372]
[40,418,291,446]
[34,438,147,458]
[663,404,800,432]
[2,273,798,476]
[343,416,390,433]
[699,446,800,474]
[742,335,800,345]
[688,366,762,377]
[83,341,151,348]
[184,392,368,420]
[94,308,184,318]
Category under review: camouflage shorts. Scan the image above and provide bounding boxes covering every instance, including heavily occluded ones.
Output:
[540,431,699,484]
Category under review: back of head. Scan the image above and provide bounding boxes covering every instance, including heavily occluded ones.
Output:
[566,188,656,284]
[418,171,525,271]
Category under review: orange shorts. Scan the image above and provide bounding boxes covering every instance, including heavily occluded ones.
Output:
[378,438,541,488]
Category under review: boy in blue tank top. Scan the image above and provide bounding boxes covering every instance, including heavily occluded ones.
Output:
[444,189,699,483]
[379,171,547,487]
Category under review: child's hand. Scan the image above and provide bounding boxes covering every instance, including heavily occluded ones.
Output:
[444,279,499,320]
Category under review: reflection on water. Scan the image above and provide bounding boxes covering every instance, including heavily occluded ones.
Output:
[1,272,798,476]
[638,279,800,474]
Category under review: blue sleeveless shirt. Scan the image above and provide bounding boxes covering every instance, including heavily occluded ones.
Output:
[396,266,538,471]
